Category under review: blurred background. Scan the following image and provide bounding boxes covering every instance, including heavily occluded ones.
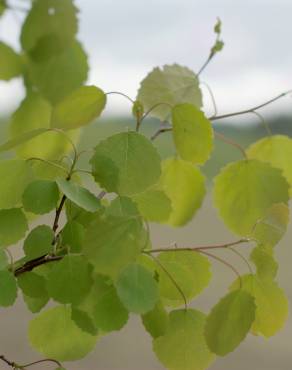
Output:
[0,0,292,369]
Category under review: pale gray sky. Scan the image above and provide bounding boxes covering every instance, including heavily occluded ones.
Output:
[1,0,292,117]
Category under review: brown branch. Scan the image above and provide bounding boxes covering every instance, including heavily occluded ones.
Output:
[52,195,67,234]
[14,255,63,277]
[146,238,250,254]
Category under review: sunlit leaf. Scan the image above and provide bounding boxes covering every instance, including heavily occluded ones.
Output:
[0,42,23,80]
[91,131,161,196]
[153,309,215,370]
[0,208,28,247]
[250,245,278,281]
[22,179,59,215]
[230,274,289,338]
[115,263,159,314]
[29,306,97,361]
[0,270,17,307]
[51,85,106,130]
[213,159,289,236]
[0,159,33,209]
[160,158,206,226]
[205,290,256,356]
[47,255,92,305]
[157,251,211,307]
[56,178,101,213]
[172,103,213,164]
[137,64,202,121]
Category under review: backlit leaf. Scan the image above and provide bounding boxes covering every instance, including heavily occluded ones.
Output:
[0,159,33,209]
[91,131,161,196]
[142,301,169,338]
[160,158,206,226]
[0,270,17,307]
[0,42,23,80]
[213,159,289,236]
[205,290,256,356]
[51,85,106,130]
[29,306,97,361]
[137,64,202,121]
[47,255,92,304]
[115,263,159,314]
[0,208,28,247]
[56,178,101,213]
[172,103,213,164]
[153,309,215,370]
[23,225,54,260]
[250,245,278,281]
[22,179,59,215]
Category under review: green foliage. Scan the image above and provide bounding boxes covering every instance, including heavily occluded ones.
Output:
[0,42,23,80]
[205,290,256,356]
[51,85,107,130]
[157,251,211,306]
[0,208,28,247]
[172,103,213,164]
[0,3,291,369]
[0,159,33,209]
[153,309,215,370]
[29,306,97,361]
[91,131,161,195]
[0,270,18,306]
[22,179,59,214]
[160,158,206,226]
[115,263,159,314]
[137,64,202,120]
[214,159,289,236]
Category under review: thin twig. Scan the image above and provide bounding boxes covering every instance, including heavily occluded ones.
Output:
[22,358,62,368]
[146,238,250,254]
[148,253,188,310]
[209,90,292,121]
[106,91,135,104]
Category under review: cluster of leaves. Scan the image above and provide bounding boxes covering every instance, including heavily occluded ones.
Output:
[0,1,291,370]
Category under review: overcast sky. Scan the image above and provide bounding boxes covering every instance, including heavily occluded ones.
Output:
[1,0,292,118]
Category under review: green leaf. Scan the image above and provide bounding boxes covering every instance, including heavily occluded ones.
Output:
[250,245,278,281]
[0,208,28,247]
[213,159,289,236]
[51,85,106,130]
[205,290,256,356]
[91,275,129,332]
[9,92,78,159]
[83,215,143,278]
[18,271,47,298]
[0,250,8,270]
[23,225,54,260]
[65,200,102,227]
[61,220,85,253]
[141,301,169,338]
[21,0,78,60]
[230,274,289,338]
[106,196,139,218]
[56,178,101,213]
[157,251,211,307]
[22,264,52,313]
[22,180,59,215]
[0,128,49,153]
[115,263,159,314]
[172,103,213,164]
[160,158,206,226]
[251,203,289,247]
[132,189,172,223]
[0,42,23,80]
[247,135,292,196]
[47,255,92,305]
[137,64,202,121]
[0,270,18,307]
[29,306,97,361]
[0,159,33,209]
[0,0,7,17]
[153,309,215,370]
[71,307,98,336]
[28,40,88,104]
[91,131,161,196]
